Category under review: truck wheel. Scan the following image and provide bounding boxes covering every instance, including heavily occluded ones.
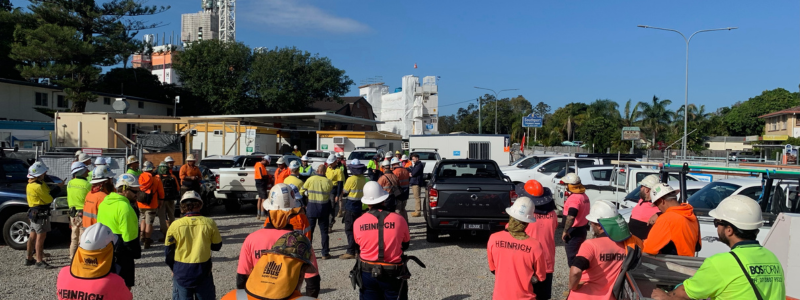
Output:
[224,200,241,213]
[425,224,440,243]
[3,212,30,250]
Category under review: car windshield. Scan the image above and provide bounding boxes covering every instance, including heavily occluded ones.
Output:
[437,162,499,179]
[688,182,742,209]
[348,151,378,161]
[200,160,235,170]
[411,152,440,160]
[305,152,328,158]
[2,161,30,183]
[529,158,552,169]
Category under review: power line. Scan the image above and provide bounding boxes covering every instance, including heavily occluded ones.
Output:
[439,98,478,108]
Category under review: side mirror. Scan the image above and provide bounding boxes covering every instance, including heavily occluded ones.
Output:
[538,167,545,173]
[441,157,446,160]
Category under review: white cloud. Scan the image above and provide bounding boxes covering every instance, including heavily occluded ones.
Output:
[242,0,371,34]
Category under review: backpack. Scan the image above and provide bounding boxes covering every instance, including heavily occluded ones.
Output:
[136,190,153,205]
[160,175,179,200]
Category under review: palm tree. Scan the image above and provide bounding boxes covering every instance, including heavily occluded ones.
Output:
[622,99,640,127]
[587,99,620,120]
[638,95,675,147]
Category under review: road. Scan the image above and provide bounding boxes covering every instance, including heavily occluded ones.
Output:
[0,201,572,299]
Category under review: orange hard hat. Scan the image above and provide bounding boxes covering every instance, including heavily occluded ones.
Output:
[524,180,544,197]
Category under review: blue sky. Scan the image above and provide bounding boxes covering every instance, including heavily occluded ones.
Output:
[15,0,800,116]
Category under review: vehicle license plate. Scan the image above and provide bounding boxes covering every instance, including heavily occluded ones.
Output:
[463,223,486,230]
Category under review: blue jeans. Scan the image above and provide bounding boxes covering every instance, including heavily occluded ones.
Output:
[172,275,216,300]
[307,216,330,256]
[360,271,408,300]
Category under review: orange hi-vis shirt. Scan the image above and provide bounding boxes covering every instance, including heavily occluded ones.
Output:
[354,210,410,264]
[392,168,410,188]
[82,190,108,228]
[569,236,630,300]
[274,167,291,184]
[526,210,558,274]
[254,163,267,180]
[179,164,202,182]
[138,172,164,209]
[487,230,548,300]
[643,203,701,256]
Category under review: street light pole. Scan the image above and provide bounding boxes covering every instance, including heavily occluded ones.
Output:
[637,25,736,159]
[474,87,519,134]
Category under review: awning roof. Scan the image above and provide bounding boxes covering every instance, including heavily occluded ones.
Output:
[114,112,381,130]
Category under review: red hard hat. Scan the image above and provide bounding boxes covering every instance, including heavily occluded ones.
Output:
[524,180,544,197]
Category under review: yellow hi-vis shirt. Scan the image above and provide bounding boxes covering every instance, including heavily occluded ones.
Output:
[326,166,343,183]
[165,214,222,264]
[67,177,91,210]
[27,181,53,207]
[343,175,367,201]
[303,174,333,204]
[683,241,785,300]
[283,175,305,194]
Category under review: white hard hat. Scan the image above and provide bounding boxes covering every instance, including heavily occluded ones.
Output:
[90,165,116,184]
[141,161,155,171]
[390,157,401,165]
[561,173,581,185]
[335,153,343,158]
[709,195,764,230]
[401,155,408,161]
[289,161,300,170]
[505,197,537,223]
[585,200,619,223]
[114,173,139,188]
[94,157,106,165]
[164,156,175,163]
[301,155,309,162]
[79,223,118,251]
[263,155,272,162]
[294,145,298,149]
[180,191,203,204]
[650,183,678,202]
[27,161,48,178]
[287,184,303,200]
[267,183,299,211]
[381,160,391,167]
[75,150,83,156]
[361,181,390,205]
[78,153,92,163]
[126,155,138,165]
[639,174,660,189]
[70,162,88,175]
[351,159,361,166]
[326,154,336,164]
[276,157,286,165]
[186,154,196,161]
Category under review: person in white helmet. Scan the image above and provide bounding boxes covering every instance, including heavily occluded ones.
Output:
[303,165,334,259]
[340,159,368,259]
[126,155,141,178]
[651,195,785,300]
[25,161,63,269]
[82,165,116,229]
[88,156,106,179]
[166,191,223,299]
[67,161,91,259]
[561,173,590,268]
[274,156,291,184]
[97,173,142,288]
[487,196,548,300]
[292,145,302,157]
[326,154,344,229]
[568,200,643,300]
[353,181,412,299]
[629,174,662,240]
[391,157,412,217]
[179,154,202,194]
[643,183,701,257]
[284,161,305,202]
[378,160,404,220]
[299,155,314,181]
[254,155,273,220]
[74,150,83,161]
[164,156,177,177]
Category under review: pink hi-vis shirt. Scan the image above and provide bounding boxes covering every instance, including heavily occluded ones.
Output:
[564,193,591,227]
[526,210,558,274]
[487,231,548,300]
[354,210,410,264]
[237,228,320,279]
[56,267,132,300]
[630,199,660,222]
[569,237,627,300]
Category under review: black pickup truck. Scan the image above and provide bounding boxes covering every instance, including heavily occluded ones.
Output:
[424,159,517,242]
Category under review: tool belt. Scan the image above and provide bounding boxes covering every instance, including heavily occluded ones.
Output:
[68,207,83,218]
[27,205,51,222]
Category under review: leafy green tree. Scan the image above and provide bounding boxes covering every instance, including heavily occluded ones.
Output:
[93,67,178,103]
[638,95,675,147]
[6,0,168,112]
[533,101,551,120]
[723,88,799,136]
[622,99,640,127]
[0,0,22,79]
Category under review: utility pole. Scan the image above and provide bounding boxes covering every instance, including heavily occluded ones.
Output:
[474,87,518,134]
[478,98,481,134]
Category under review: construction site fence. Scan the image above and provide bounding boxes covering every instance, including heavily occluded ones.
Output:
[39,156,128,182]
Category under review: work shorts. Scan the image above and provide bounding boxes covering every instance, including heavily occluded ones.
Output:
[29,217,50,234]
[139,209,157,225]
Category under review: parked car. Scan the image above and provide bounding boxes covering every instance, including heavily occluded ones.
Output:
[409,148,441,178]
[501,154,565,172]
[504,156,601,193]
[199,155,240,175]
[215,154,301,212]
[424,159,517,242]
[304,150,334,169]
[347,147,386,162]
[728,151,760,162]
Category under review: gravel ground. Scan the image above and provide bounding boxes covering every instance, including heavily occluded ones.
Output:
[0,200,572,299]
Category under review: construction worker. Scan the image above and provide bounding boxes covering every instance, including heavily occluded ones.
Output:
[353,181,412,300]
[126,155,141,179]
[74,150,83,161]
[568,200,643,299]
[338,153,349,182]
[408,154,424,218]
[179,154,202,194]
[394,150,402,162]
[89,156,106,179]
[326,154,343,230]
[67,161,92,259]
[299,155,314,182]
[487,196,548,300]
[166,191,223,300]
[292,145,302,157]
[340,159,368,260]
[97,173,142,289]
[223,231,318,300]
[77,153,92,169]
[263,184,312,237]
[164,156,177,178]
[237,184,321,297]
[561,173,590,268]
[25,161,62,269]
[391,158,411,218]
[629,175,661,240]
[520,180,558,300]
[56,223,133,300]
[275,157,291,184]
[138,161,164,249]
[157,161,180,233]
[367,155,383,181]
[378,160,404,220]
[284,161,304,202]
[644,183,701,256]
[651,195,786,300]
[255,155,272,220]
[401,155,411,168]
[303,165,334,259]
[83,165,116,228]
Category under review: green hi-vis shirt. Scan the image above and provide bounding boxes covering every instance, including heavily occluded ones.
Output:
[126,169,142,178]
[67,177,91,210]
[97,192,139,243]
[683,241,785,300]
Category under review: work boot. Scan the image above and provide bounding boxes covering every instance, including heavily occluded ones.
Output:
[337,211,344,218]
[410,212,422,217]
[143,238,152,249]
[35,261,55,269]
[321,254,333,260]
[339,253,355,260]
[24,258,35,266]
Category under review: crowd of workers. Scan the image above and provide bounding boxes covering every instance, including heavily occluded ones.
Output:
[24,148,787,300]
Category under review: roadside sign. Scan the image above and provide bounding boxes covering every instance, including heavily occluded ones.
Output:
[321,144,328,150]
[453,150,461,157]
[621,127,640,141]
[82,148,102,156]
[246,129,256,138]
[689,173,713,182]
[246,147,253,153]
[522,113,543,128]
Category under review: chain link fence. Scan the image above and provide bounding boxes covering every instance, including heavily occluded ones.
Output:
[39,155,127,181]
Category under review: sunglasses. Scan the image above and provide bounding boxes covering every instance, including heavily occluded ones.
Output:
[713,219,730,227]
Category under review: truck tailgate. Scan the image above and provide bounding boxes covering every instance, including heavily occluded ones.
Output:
[433,179,512,218]
[218,168,256,193]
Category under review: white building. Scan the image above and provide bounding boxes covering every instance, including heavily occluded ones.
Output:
[359,75,439,139]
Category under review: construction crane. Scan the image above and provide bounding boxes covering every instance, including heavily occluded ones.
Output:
[218,0,235,42]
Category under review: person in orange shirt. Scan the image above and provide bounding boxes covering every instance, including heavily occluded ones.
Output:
[274,157,291,184]
[138,161,164,249]
[82,165,116,228]
[401,155,412,168]
[254,155,272,220]
[179,154,202,194]
[391,158,411,217]
[519,180,558,300]
[643,183,701,256]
